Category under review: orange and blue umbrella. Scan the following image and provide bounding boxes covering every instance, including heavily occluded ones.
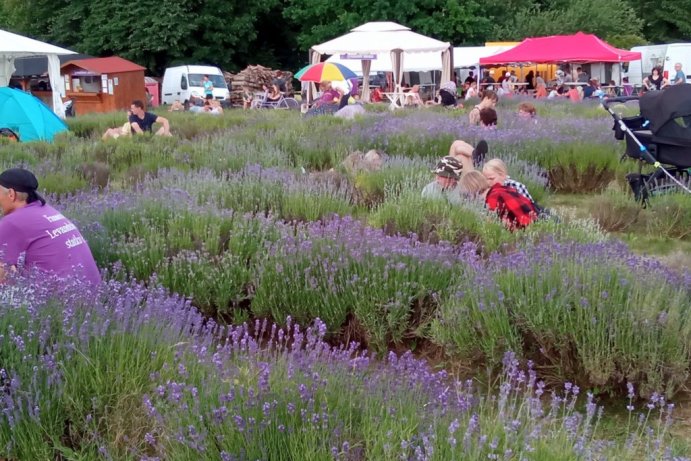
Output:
[295,62,358,82]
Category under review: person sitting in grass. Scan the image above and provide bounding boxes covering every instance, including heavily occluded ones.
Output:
[426,85,458,108]
[517,102,537,119]
[168,100,185,112]
[469,90,498,126]
[482,158,536,205]
[129,100,171,136]
[102,110,133,140]
[0,168,101,285]
[242,87,254,110]
[421,157,463,204]
[459,170,538,231]
[404,84,424,107]
[479,107,498,128]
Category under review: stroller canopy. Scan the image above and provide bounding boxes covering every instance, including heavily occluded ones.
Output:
[0,87,68,142]
[640,84,691,142]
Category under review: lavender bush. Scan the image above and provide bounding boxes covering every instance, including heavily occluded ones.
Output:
[50,183,690,396]
[0,272,687,460]
[1,101,689,458]
[431,240,691,397]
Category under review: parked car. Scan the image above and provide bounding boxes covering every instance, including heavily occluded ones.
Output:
[161,65,230,105]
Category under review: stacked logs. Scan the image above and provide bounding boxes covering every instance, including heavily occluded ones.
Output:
[224,65,294,106]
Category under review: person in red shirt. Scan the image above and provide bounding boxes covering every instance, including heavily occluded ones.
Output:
[371,86,383,103]
[459,170,538,230]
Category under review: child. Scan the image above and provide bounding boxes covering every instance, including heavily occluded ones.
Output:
[517,102,536,118]
[242,87,254,110]
[459,170,538,230]
[482,158,535,204]
[469,90,498,126]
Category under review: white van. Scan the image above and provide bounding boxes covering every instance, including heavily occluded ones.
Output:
[161,65,230,105]
[627,45,668,86]
[627,43,691,86]
[662,43,691,84]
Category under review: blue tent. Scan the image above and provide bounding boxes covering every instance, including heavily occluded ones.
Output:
[0,87,68,142]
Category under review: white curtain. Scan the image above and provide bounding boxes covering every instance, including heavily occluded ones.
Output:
[47,54,65,118]
[441,47,452,83]
[0,55,15,87]
[361,59,371,102]
[307,49,321,104]
[390,49,403,92]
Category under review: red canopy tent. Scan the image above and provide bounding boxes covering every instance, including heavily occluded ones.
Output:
[480,32,641,65]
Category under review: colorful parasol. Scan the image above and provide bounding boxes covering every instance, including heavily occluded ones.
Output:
[295,62,358,82]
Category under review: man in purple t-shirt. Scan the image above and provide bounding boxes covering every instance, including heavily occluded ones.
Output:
[0,168,101,286]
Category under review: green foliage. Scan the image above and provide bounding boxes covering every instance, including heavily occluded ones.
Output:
[590,191,691,240]
[1,0,689,74]
[517,141,620,194]
[2,0,279,74]
[368,189,516,253]
[626,0,691,43]
[493,0,644,43]
[284,0,490,51]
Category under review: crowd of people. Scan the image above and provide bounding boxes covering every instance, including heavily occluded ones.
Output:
[456,63,687,103]
[422,139,544,231]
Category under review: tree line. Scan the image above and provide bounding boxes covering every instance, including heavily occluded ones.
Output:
[1,0,690,75]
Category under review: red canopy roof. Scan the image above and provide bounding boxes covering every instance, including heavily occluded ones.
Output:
[61,56,145,74]
[480,32,641,65]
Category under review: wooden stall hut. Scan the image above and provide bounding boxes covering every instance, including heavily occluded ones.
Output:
[144,76,160,107]
[61,56,146,115]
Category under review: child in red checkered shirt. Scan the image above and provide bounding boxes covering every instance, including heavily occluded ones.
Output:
[459,170,538,230]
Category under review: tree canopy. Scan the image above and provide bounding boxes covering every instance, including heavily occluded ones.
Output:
[0,0,689,74]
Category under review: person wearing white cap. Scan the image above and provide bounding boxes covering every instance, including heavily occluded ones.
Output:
[501,71,513,95]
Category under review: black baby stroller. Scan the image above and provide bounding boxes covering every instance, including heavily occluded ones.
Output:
[603,84,691,203]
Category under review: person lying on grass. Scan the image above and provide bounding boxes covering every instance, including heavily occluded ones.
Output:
[102,110,133,140]
[421,157,463,204]
[129,99,171,136]
[447,139,489,170]
[0,168,100,285]
[459,170,538,231]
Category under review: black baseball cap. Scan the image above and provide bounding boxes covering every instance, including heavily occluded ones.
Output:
[0,168,45,204]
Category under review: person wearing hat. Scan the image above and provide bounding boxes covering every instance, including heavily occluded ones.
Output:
[0,168,100,285]
[421,157,464,204]
[499,71,513,96]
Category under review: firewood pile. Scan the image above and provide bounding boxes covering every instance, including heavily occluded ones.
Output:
[224,66,294,106]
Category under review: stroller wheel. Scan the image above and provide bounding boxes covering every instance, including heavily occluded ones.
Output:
[637,167,691,200]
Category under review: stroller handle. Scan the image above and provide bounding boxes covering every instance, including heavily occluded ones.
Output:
[601,96,639,111]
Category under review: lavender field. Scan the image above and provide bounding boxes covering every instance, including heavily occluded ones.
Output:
[0,98,690,459]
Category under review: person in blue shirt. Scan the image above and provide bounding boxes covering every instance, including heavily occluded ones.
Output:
[202,75,214,99]
[673,63,686,85]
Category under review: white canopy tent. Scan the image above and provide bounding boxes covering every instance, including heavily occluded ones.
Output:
[0,29,76,118]
[326,45,518,74]
[311,22,451,102]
